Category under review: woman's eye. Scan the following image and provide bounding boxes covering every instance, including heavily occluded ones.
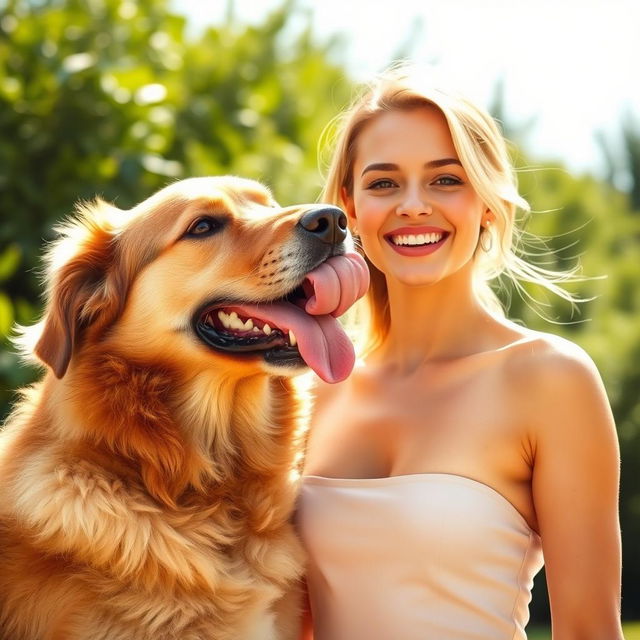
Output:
[368,179,396,190]
[185,217,223,237]
[434,176,462,186]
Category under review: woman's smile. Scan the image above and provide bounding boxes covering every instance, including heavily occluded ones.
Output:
[384,226,450,256]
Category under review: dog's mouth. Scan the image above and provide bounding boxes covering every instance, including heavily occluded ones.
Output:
[193,255,368,383]
[195,285,307,361]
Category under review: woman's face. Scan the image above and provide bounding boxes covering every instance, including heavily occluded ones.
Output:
[345,107,490,287]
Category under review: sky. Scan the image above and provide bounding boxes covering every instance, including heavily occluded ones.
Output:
[173,0,640,187]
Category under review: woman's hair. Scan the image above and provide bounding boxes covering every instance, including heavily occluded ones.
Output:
[319,65,581,356]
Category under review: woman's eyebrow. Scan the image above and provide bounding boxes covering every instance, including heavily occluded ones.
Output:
[361,162,398,176]
[361,158,462,177]
[425,158,462,169]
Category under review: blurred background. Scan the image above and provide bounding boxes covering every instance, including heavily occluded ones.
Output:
[0,0,638,634]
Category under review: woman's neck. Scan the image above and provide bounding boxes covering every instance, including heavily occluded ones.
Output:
[372,266,500,373]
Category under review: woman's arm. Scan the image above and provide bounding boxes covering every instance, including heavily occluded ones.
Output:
[526,341,623,639]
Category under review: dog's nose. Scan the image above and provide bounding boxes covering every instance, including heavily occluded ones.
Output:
[298,207,348,245]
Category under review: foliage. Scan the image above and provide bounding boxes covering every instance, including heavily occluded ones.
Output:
[497,154,640,620]
[1,0,639,622]
[0,0,352,413]
[597,112,640,210]
[529,621,640,640]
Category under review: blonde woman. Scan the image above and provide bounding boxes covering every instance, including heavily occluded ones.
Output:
[296,69,623,640]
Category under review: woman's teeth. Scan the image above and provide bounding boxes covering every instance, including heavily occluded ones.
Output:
[391,232,443,246]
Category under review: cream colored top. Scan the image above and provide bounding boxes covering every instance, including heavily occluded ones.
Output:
[297,473,544,640]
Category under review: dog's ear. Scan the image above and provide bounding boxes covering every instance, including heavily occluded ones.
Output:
[34,200,127,378]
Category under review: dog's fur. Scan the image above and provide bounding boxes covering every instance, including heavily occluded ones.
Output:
[0,177,345,639]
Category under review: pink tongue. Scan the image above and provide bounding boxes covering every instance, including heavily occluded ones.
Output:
[231,253,369,383]
[236,302,355,383]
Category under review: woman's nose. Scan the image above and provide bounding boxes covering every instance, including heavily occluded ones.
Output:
[395,188,433,217]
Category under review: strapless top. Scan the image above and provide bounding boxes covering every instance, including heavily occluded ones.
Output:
[296,473,544,640]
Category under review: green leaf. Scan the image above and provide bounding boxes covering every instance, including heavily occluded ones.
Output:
[0,292,14,337]
[0,244,22,282]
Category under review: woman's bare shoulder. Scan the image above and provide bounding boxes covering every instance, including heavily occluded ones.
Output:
[501,327,612,439]
[502,326,600,383]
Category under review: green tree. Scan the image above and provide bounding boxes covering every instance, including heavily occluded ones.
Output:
[0,0,352,415]
[497,158,640,620]
[597,112,640,210]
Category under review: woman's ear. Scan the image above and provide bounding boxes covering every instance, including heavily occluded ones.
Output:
[34,200,126,378]
[483,208,496,225]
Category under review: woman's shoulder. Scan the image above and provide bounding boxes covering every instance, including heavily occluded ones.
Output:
[500,325,611,437]
[500,324,600,384]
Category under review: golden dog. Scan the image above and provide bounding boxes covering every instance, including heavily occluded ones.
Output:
[0,177,368,640]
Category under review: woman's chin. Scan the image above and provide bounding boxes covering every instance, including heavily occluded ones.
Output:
[388,269,445,287]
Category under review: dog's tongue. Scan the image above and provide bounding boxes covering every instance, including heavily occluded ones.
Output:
[239,253,369,383]
[239,301,354,383]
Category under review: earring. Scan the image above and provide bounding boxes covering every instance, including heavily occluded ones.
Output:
[480,221,493,252]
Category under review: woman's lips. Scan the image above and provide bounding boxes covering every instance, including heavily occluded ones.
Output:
[383,226,449,257]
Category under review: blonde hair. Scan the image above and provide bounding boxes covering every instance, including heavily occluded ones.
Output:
[320,66,582,355]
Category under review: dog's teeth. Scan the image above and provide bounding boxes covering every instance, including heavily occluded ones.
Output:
[214,311,276,336]
[289,330,297,347]
[230,314,245,330]
[217,311,230,329]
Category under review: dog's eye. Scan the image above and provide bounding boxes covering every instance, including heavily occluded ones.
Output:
[185,217,224,238]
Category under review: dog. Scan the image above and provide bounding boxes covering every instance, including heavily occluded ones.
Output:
[0,176,369,640]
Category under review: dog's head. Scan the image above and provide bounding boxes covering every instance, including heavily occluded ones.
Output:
[29,176,361,383]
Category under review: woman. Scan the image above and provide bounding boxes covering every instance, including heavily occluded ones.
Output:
[296,69,623,639]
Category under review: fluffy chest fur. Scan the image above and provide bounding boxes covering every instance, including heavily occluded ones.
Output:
[0,355,306,640]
